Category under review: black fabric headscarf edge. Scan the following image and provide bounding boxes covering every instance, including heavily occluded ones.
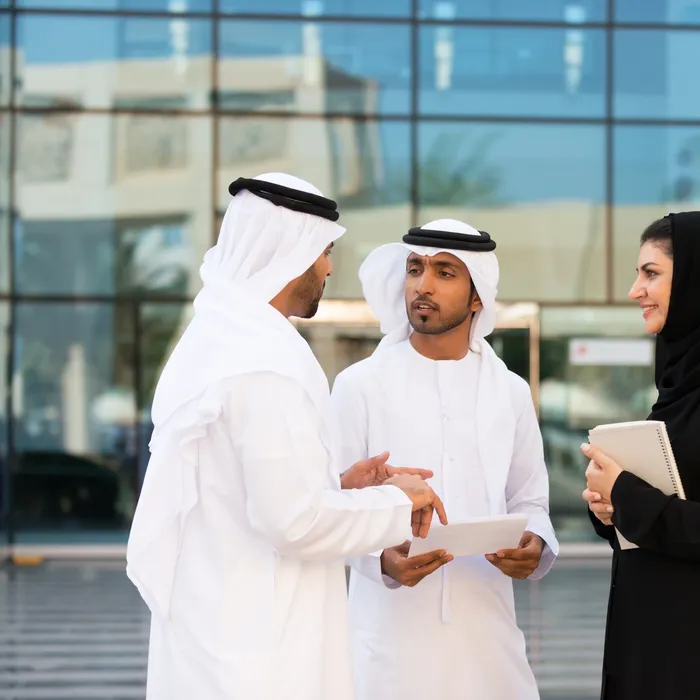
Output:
[649,211,700,499]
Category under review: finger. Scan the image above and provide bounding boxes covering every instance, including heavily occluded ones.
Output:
[582,488,602,503]
[417,506,433,539]
[411,554,453,582]
[432,493,448,526]
[495,547,530,560]
[406,548,447,567]
[589,501,614,516]
[581,443,618,471]
[368,451,390,466]
[388,467,434,480]
[410,507,427,538]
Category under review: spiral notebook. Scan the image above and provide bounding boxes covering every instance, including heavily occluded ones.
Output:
[588,420,685,550]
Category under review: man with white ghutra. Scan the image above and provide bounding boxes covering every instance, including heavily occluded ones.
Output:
[125,173,447,700]
[331,219,559,700]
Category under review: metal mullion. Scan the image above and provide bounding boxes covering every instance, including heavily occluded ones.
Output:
[409,0,419,226]
[0,293,193,303]
[3,0,18,555]
[605,0,615,303]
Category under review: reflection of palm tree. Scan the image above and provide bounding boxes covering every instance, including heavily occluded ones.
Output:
[420,131,504,205]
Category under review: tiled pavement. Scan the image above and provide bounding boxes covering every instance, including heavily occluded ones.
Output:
[0,557,611,700]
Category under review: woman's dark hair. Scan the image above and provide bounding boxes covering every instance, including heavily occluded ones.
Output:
[640,217,674,259]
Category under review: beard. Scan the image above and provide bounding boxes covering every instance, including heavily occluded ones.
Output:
[296,269,326,319]
[407,304,471,335]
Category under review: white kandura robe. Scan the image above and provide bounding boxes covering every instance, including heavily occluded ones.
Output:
[331,340,558,700]
[145,372,413,700]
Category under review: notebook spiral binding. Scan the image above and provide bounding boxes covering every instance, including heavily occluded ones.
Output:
[658,422,686,499]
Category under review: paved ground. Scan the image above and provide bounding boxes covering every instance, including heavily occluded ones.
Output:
[0,558,610,700]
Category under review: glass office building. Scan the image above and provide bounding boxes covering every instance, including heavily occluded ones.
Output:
[0,0,698,553]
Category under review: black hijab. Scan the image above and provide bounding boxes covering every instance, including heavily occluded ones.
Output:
[649,211,700,499]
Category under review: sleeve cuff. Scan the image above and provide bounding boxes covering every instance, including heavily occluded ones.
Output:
[524,520,559,580]
[348,550,402,589]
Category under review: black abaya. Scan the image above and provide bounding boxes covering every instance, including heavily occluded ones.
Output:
[591,211,700,700]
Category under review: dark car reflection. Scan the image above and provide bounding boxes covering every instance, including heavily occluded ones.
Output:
[13,451,131,531]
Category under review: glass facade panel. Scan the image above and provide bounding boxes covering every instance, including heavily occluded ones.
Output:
[540,306,655,541]
[0,302,8,544]
[138,302,192,482]
[0,110,9,294]
[0,0,698,553]
[12,302,137,542]
[220,0,411,16]
[615,0,700,24]
[17,0,213,11]
[218,20,412,115]
[419,25,606,118]
[614,29,700,120]
[0,13,10,107]
[612,124,700,300]
[15,112,212,297]
[419,0,607,22]
[417,121,607,301]
[17,14,212,110]
[216,115,413,298]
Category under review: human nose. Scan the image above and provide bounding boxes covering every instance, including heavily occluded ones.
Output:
[628,275,644,301]
[416,271,434,295]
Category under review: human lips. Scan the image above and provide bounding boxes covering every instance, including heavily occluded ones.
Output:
[412,301,438,313]
[641,304,658,319]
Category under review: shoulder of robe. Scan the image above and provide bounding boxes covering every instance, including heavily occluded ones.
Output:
[332,357,376,391]
[224,371,312,408]
[502,370,535,413]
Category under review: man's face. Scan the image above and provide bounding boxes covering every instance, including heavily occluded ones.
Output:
[405,251,482,335]
[293,243,334,319]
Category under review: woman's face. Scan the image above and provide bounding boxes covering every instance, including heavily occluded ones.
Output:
[628,241,674,335]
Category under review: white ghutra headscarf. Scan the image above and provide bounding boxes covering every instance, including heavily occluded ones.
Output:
[359,218,500,352]
[126,173,345,620]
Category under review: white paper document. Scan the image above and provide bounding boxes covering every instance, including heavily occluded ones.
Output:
[408,514,530,558]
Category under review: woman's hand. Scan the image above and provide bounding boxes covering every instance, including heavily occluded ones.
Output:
[582,487,614,526]
[581,443,624,503]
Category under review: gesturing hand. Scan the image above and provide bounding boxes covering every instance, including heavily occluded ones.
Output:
[384,474,448,538]
[381,541,453,588]
[485,530,544,580]
[340,451,434,490]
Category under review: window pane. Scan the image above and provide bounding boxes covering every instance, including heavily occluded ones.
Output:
[616,0,700,24]
[613,125,700,300]
[614,29,700,120]
[419,0,606,22]
[138,303,192,482]
[18,0,212,10]
[540,307,655,541]
[16,112,212,297]
[17,14,212,110]
[0,302,8,543]
[216,116,412,298]
[0,111,9,294]
[218,21,411,115]
[12,302,136,542]
[0,14,10,106]
[419,26,606,118]
[221,0,410,16]
[417,122,606,301]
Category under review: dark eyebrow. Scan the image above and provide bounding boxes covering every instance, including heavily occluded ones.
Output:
[431,260,458,270]
[637,261,660,273]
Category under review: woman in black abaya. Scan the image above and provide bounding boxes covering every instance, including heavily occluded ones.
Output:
[582,211,700,699]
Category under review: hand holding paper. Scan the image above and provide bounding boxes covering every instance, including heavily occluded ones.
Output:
[485,531,544,580]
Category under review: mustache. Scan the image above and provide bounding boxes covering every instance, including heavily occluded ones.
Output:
[411,296,439,311]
